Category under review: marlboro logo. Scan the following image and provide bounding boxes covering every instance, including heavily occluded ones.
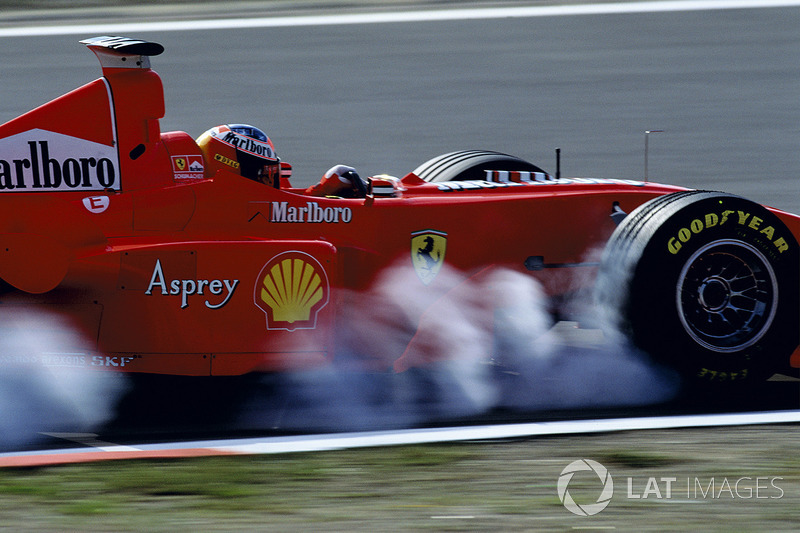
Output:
[0,129,119,192]
[218,131,276,160]
[270,201,352,224]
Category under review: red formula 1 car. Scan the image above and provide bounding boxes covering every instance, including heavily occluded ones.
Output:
[1,37,798,385]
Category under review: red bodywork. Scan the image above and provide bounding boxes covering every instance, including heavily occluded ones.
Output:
[2,39,798,376]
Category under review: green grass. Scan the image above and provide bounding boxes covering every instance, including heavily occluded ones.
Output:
[0,425,797,531]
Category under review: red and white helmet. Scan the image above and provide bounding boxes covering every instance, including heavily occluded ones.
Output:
[197,124,280,186]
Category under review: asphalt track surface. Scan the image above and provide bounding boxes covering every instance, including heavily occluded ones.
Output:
[1,1,800,211]
[1,1,800,456]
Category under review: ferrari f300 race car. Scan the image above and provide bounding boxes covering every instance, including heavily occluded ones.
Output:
[1,37,798,385]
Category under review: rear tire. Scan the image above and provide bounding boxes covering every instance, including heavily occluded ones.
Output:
[597,191,799,383]
[413,150,547,182]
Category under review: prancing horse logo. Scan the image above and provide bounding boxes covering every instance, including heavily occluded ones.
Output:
[411,230,447,285]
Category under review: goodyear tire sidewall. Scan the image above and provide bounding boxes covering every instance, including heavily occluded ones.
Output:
[626,193,799,382]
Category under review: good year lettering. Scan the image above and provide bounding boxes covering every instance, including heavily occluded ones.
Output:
[668,210,789,254]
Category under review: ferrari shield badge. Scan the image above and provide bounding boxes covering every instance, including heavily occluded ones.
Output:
[171,155,205,180]
[411,230,447,285]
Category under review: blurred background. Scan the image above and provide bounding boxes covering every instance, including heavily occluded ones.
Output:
[1,0,798,211]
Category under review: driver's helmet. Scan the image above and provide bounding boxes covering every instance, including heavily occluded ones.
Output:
[197,124,280,186]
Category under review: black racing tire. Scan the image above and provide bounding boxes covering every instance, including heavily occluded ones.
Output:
[597,191,799,384]
[413,150,547,182]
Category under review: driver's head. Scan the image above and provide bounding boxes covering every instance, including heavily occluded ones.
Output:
[197,124,280,186]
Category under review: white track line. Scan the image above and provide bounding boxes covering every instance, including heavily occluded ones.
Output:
[209,410,800,454]
[1,1,800,38]
[0,409,798,467]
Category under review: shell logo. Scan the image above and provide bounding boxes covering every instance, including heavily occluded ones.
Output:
[254,251,329,331]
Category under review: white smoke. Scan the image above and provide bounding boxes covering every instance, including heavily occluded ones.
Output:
[238,260,679,432]
[0,257,680,447]
[0,309,127,449]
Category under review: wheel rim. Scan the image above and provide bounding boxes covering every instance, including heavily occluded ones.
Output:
[676,239,778,353]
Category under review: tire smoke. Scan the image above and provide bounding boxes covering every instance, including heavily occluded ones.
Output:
[0,260,681,446]
[237,262,680,432]
[0,309,127,449]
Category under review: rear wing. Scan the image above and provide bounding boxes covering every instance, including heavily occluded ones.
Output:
[0,36,171,193]
[80,36,164,70]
